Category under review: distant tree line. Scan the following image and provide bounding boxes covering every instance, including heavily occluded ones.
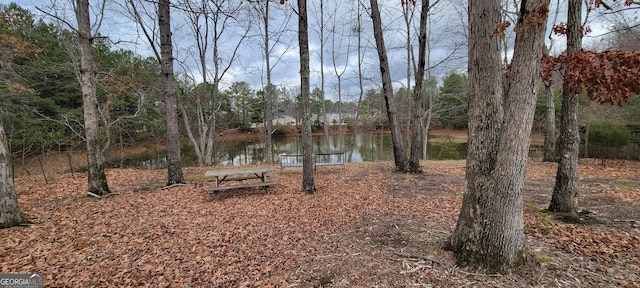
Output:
[0,3,477,163]
[3,2,640,162]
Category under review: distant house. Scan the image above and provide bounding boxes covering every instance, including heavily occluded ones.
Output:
[271,110,355,127]
[273,114,296,126]
[325,113,342,125]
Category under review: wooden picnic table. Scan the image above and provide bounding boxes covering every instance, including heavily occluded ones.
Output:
[204,167,275,193]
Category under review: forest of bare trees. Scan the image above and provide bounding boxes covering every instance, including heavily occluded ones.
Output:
[2,0,640,274]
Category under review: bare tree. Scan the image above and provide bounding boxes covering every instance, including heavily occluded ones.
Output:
[251,0,296,164]
[402,1,417,151]
[310,0,329,140]
[400,0,462,160]
[76,0,111,197]
[37,0,113,196]
[548,0,582,214]
[447,0,549,272]
[347,0,366,162]
[159,0,184,185]
[260,0,275,164]
[594,0,640,52]
[330,1,352,143]
[124,0,184,184]
[297,0,315,193]
[408,0,429,173]
[178,0,214,167]
[369,0,408,172]
[177,0,251,166]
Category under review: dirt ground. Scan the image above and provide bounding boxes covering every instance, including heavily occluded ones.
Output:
[294,159,640,287]
[2,158,639,287]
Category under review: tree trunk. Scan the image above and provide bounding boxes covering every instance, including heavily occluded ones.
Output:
[77,0,111,197]
[549,0,582,215]
[298,0,315,193]
[543,83,557,162]
[183,4,211,167]
[205,96,216,166]
[263,0,273,164]
[369,0,408,171]
[263,1,273,164]
[408,0,429,173]
[264,85,274,164]
[0,111,26,228]
[447,0,548,273]
[403,3,414,157]
[348,4,364,163]
[159,0,184,185]
[179,19,206,166]
[319,0,329,142]
[330,1,349,144]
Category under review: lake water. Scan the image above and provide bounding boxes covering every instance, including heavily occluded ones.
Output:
[107,131,640,170]
[215,133,469,166]
[112,133,473,169]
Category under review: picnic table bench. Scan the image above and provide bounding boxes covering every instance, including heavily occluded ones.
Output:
[204,167,275,193]
[279,152,346,172]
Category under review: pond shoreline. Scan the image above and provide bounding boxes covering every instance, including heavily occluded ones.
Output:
[12,128,544,177]
[219,126,544,145]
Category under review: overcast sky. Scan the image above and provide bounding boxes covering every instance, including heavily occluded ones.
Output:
[2,0,632,102]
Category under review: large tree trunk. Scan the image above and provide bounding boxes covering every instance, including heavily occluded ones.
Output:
[0,111,26,228]
[159,0,184,185]
[408,0,429,173]
[543,83,557,162]
[298,0,315,193]
[369,0,408,172]
[549,0,582,214]
[77,0,111,197]
[447,0,548,273]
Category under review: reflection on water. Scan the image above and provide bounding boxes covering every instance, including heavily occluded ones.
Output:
[209,133,469,166]
[109,133,469,169]
[102,133,637,170]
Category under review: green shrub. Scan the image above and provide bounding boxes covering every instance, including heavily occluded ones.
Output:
[588,122,631,160]
[312,120,324,133]
[589,122,631,147]
[272,124,288,136]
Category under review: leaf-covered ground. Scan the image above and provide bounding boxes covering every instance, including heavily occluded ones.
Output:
[2,159,639,287]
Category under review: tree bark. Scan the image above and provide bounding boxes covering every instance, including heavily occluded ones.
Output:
[159,0,184,185]
[447,0,548,273]
[264,0,273,164]
[543,83,557,162]
[369,0,408,172]
[549,0,582,214]
[408,0,429,173]
[0,111,26,228]
[264,84,274,164]
[76,0,111,197]
[298,0,315,193]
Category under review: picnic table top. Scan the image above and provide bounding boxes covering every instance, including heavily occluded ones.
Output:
[205,167,273,177]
